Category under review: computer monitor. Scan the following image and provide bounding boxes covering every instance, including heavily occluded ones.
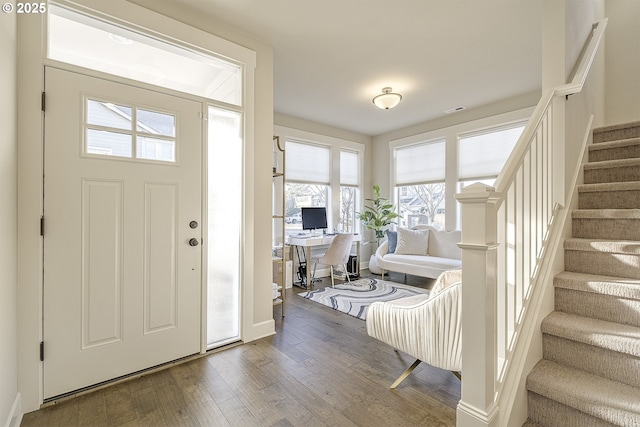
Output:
[301,207,328,231]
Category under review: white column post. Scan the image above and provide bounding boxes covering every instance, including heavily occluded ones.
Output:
[455,183,501,427]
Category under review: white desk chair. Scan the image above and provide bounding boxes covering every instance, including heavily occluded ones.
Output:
[311,233,354,287]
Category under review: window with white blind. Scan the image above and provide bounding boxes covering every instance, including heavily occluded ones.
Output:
[284,140,330,233]
[286,140,331,184]
[340,150,359,233]
[394,139,446,229]
[458,122,526,183]
[395,139,446,185]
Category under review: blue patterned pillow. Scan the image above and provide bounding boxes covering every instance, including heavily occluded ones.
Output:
[386,231,398,253]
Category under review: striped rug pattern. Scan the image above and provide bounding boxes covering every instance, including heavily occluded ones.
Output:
[298,277,429,320]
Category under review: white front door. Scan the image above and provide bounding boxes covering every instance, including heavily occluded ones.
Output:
[43,67,202,399]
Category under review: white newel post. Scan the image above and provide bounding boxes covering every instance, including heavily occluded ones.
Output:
[456,183,501,427]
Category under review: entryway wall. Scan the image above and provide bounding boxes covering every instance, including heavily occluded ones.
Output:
[16,0,273,413]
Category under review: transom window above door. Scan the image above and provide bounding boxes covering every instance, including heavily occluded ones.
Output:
[48,4,243,105]
[84,98,177,163]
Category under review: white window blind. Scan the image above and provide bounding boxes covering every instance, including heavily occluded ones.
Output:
[285,140,330,184]
[340,150,358,186]
[458,124,525,180]
[395,139,445,185]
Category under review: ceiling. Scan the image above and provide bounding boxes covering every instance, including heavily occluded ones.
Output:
[171,0,543,136]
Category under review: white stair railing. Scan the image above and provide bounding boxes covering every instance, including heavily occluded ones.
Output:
[455,18,607,427]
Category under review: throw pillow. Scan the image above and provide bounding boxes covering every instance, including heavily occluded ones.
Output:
[394,227,429,255]
[386,231,397,253]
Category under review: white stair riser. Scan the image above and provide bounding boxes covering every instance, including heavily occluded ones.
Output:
[527,392,614,427]
[543,334,640,388]
[555,288,640,327]
[572,218,640,240]
[564,249,640,279]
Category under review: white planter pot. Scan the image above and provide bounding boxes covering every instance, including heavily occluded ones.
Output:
[368,254,382,275]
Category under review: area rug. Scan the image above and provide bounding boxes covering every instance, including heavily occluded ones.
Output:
[298,277,429,320]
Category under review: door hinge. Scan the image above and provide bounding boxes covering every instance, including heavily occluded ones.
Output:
[40,341,44,361]
[40,216,44,236]
[41,92,46,112]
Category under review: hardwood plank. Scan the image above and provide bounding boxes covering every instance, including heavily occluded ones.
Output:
[21,270,460,427]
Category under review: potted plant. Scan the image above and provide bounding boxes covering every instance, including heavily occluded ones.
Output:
[357,185,398,274]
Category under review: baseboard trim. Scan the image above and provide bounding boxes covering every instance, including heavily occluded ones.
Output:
[4,393,22,427]
[250,319,276,341]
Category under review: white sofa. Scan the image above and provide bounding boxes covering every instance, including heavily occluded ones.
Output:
[375,225,461,280]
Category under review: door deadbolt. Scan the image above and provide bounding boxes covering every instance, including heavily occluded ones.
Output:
[189,221,198,229]
[188,238,200,247]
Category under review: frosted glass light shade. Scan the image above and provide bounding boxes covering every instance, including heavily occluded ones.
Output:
[372,87,402,110]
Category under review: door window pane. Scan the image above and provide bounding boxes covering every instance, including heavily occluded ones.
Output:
[137,109,176,137]
[87,100,132,130]
[136,136,175,162]
[86,129,132,158]
[84,98,176,163]
[207,106,242,348]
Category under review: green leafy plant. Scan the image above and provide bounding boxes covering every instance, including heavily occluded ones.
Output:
[357,185,399,245]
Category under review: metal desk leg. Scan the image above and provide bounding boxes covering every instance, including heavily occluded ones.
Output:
[305,246,312,289]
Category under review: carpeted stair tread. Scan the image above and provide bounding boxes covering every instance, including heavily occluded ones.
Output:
[584,157,640,169]
[526,360,640,425]
[542,311,640,358]
[588,137,640,162]
[572,209,640,239]
[572,208,640,219]
[522,420,543,427]
[564,238,640,255]
[578,181,640,193]
[593,121,640,143]
[554,271,640,300]
[583,158,640,183]
[589,136,640,151]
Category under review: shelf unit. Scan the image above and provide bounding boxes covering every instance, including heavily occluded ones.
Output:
[272,136,285,316]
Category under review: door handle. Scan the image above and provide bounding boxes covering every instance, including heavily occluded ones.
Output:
[188,238,200,247]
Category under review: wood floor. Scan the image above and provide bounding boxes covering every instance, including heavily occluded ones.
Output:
[22,271,460,426]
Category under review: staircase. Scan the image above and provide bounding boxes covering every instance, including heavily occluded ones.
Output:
[525,121,640,426]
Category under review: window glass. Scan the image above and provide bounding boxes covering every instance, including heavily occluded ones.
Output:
[136,136,175,162]
[49,5,242,105]
[86,129,131,158]
[87,100,131,130]
[137,109,176,137]
[339,186,358,233]
[84,98,176,163]
[396,183,446,229]
[285,183,328,235]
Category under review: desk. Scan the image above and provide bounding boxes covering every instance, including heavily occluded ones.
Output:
[289,234,361,289]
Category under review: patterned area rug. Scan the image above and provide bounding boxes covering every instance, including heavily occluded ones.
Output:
[298,277,429,320]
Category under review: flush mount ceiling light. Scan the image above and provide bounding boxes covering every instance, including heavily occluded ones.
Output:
[372,87,402,110]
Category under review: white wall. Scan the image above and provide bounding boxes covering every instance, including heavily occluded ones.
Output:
[565,0,607,195]
[605,0,640,125]
[0,9,19,427]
